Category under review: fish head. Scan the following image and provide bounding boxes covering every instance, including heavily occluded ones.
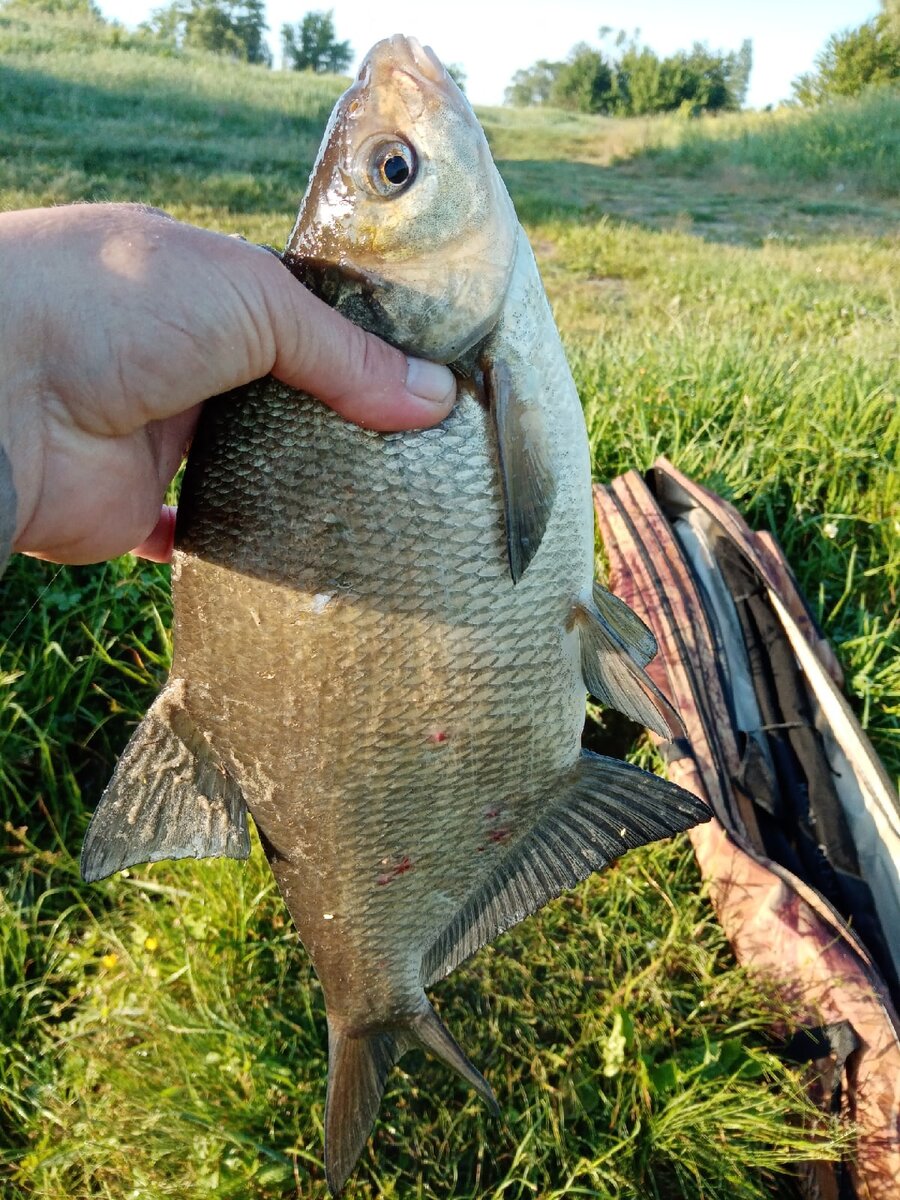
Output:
[286,34,518,363]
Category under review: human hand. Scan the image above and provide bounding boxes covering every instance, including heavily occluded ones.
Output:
[0,204,457,565]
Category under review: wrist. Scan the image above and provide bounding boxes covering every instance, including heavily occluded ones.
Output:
[0,209,52,550]
[0,380,44,553]
[0,440,15,566]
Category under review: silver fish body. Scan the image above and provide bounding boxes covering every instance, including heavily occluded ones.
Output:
[173,228,588,1005]
[83,35,707,1194]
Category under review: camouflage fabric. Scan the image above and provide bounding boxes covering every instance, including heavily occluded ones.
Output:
[594,459,900,1200]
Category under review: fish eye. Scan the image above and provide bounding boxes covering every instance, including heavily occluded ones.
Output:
[383,154,410,185]
[367,140,417,197]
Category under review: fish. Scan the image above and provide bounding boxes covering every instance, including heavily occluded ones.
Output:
[81,34,709,1194]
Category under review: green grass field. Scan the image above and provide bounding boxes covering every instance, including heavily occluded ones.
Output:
[1,10,897,1199]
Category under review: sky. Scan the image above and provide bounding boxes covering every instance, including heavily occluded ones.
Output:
[97,1,883,108]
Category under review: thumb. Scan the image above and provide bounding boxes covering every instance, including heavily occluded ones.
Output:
[253,247,457,432]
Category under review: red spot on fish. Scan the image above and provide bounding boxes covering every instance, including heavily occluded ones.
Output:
[484,807,500,820]
[428,730,449,745]
[376,855,413,885]
[488,828,511,844]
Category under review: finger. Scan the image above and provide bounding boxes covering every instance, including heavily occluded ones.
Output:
[131,504,177,563]
[255,251,457,432]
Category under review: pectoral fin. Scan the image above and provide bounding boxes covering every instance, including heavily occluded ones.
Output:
[81,682,250,882]
[423,752,708,985]
[577,590,684,738]
[487,359,556,583]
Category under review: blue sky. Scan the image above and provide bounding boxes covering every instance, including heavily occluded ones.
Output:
[98,1,883,108]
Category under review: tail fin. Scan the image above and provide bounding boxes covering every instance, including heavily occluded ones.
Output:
[324,996,497,1194]
[324,1022,401,1195]
[408,1000,499,1114]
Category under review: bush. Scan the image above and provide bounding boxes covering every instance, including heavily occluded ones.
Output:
[793,12,900,104]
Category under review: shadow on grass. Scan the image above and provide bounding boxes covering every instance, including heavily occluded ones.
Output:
[0,60,336,213]
[499,157,899,247]
[491,88,899,244]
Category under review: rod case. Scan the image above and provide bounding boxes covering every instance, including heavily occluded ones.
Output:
[594,457,900,1200]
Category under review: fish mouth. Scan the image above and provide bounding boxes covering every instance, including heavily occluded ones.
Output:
[360,34,453,93]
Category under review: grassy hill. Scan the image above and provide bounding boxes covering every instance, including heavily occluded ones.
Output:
[1,10,897,1199]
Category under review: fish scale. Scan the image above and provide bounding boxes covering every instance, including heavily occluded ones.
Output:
[82,35,708,1194]
[170,380,585,989]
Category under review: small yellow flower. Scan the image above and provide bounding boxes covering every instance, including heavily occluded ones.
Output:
[100,953,118,969]
[144,936,159,952]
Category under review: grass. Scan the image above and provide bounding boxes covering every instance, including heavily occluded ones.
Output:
[481,85,900,199]
[637,87,900,197]
[0,8,344,219]
[482,89,900,242]
[1,9,898,1198]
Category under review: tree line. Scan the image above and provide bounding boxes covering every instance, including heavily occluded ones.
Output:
[508,30,753,115]
[508,6,899,116]
[2,0,354,72]
[4,0,898,105]
[139,1,352,72]
[3,0,476,84]
[792,2,899,105]
[505,30,752,115]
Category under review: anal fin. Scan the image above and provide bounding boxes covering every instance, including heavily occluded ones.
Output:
[577,588,684,738]
[81,681,250,882]
[423,752,709,985]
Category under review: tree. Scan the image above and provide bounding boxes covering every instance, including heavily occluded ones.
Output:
[281,10,351,74]
[505,31,751,115]
[792,12,899,105]
[141,0,271,65]
[505,59,563,106]
[140,1,182,44]
[550,43,617,113]
[674,43,734,111]
[446,63,466,93]
[731,38,753,108]
[1,0,103,15]
[616,44,664,114]
[228,0,268,64]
